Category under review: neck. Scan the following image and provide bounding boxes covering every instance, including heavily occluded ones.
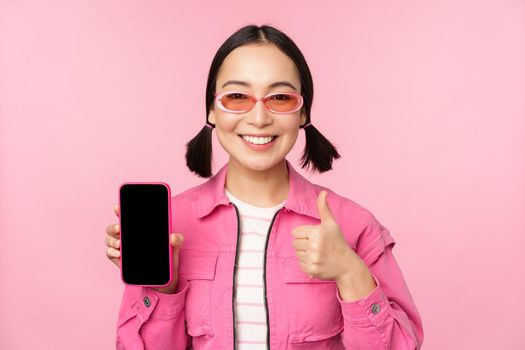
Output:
[225,158,289,208]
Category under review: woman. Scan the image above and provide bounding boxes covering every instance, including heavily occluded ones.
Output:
[105,24,424,349]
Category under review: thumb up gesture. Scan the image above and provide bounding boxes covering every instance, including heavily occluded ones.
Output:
[291,190,367,284]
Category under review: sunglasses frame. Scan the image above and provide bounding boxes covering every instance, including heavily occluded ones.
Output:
[213,90,304,114]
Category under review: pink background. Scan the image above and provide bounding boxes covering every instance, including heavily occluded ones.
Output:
[1,1,524,349]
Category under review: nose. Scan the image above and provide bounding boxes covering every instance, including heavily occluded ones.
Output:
[247,99,273,128]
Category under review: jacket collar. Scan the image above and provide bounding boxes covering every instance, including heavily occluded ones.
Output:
[196,159,320,220]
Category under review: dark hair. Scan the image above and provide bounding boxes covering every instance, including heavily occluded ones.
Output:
[185,24,341,178]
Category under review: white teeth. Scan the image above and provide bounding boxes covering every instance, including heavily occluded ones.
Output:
[242,135,275,145]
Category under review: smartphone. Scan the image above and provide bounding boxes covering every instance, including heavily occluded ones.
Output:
[118,182,172,287]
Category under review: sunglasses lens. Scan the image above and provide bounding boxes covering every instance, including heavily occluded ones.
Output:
[266,94,301,112]
[220,92,254,112]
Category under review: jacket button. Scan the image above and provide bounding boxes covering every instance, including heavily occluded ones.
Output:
[143,296,151,307]
[371,303,381,314]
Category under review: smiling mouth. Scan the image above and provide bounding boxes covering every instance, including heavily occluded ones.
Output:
[238,135,278,145]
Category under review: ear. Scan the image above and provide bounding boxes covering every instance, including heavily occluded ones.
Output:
[300,110,307,126]
[208,108,216,125]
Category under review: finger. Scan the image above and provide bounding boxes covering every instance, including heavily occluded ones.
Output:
[295,250,309,263]
[292,238,309,251]
[106,223,120,238]
[105,235,120,249]
[113,258,121,269]
[108,253,121,269]
[106,247,120,259]
[316,190,335,224]
[114,204,120,218]
[170,233,184,249]
[297,260,314,278]
[291,226,311,239]
[171,233,184,270]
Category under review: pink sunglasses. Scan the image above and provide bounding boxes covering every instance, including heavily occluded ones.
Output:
[213,91,304,114]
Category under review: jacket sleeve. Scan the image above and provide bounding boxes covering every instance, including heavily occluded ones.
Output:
[337,216,424,350]
[115,277,190,350]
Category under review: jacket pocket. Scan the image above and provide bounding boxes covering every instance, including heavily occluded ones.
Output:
[282,256,344,344]
[178,248,218,337]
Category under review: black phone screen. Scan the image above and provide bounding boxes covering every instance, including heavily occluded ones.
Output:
[119,183,171,286]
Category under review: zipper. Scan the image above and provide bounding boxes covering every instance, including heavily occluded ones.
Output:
[231,203,241,350]
[263,207,283,349]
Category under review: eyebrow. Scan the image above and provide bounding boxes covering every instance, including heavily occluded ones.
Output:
[221,80,298,91]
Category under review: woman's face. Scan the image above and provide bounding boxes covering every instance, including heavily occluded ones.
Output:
[208,44,307,173]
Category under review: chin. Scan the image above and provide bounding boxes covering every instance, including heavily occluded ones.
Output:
[240,158,283,173]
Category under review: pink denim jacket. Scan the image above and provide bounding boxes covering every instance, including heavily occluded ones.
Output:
[116,160,424,349]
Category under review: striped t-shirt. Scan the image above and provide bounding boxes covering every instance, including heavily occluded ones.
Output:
[225,189,286,349]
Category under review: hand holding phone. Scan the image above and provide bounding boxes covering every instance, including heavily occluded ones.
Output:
[105,183,184,293]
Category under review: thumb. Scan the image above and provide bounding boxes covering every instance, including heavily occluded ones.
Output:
[170,233,184,250]
[316,190,335,224]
